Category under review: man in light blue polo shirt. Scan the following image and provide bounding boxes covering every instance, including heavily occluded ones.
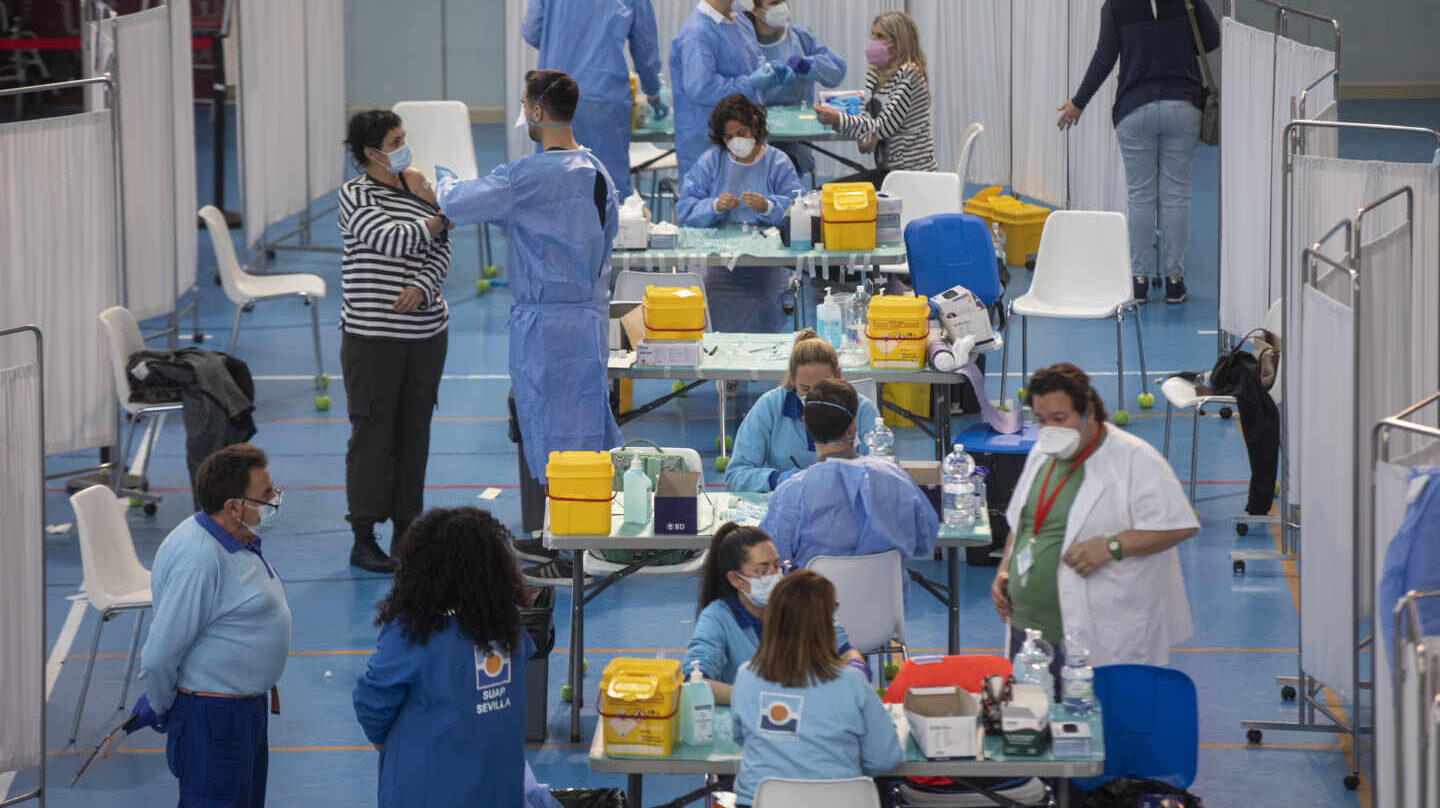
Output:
[136,444,292,808]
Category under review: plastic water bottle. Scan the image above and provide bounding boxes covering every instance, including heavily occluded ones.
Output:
[942,443,976,527]
[865,417,895,463]
[817,287,843,349]
[679,660,716,745]
[1061,634,1096,716]
[789,190,811,251]
[622,456,651,525]
[1012,627,1055,697]
[970,467,988,523]
[991,221,1007,265]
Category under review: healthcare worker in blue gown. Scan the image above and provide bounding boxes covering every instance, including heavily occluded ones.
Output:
[747,0,846,179]
[353,507,534,808]
[760,378,939,570]
[670,0,796,182]
[435,70,623,581]
[522,0,664,201]
[676,94,804,333]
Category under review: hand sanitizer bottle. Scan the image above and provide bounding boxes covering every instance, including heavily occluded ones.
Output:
[622,456,651,525]
[679,660,715,745]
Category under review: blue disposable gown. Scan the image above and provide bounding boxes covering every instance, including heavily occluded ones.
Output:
[523,0,662,201]
[676,144,803,333]
[353,620,535,808]
[670,7,764,182]
[725,387,880,492]
[731,664,902,805]
[1378,468,1440,664]
[758,25,846,177]
[760,455,939,570]
[437,149,624,478]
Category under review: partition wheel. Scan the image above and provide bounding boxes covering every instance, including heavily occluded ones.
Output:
[1236,523,1249,536]
[1280,685,1297,702]
[1344,774,1360,791]
[143,502,157,516]
[1232,560,1246,575]
[1246,729,1262,745]
[1219,406,1234,419]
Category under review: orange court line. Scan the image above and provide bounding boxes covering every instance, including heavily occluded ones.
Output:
[1200,743,1342,750]
[50,742,593,755]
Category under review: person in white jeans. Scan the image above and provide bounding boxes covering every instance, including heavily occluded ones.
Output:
[1058,0,1220,304]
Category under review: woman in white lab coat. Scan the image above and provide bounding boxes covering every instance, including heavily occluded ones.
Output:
[991,363,1198,675]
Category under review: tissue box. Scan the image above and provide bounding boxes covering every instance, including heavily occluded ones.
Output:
[901,461,942,517]
[636,340,701,367]
[615,217,650,250]
[904,686,980,759]
[1049,720,1093,759]
[1001,685,1052,757]
[653,470,701,535]
[649,222,679,250]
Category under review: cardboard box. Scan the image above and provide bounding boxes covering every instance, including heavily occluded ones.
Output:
[653,470,701,534]
[900,461,943,517]
[1001,684,1052,757]
[903,686,981,759]
[1049,719,1093,759]
[636,339,701,367]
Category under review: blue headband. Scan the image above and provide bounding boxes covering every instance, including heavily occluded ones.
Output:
[803,399,854,418]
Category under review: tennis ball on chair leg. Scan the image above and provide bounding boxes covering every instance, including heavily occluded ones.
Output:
[560,684,573,703]
[884,662,900,680]
[715,456,730,472]
[1112,409,1131,427]
[314,394,331,411]
[714,435,733,452]
[671,380,688,396]
[1137,392,1155,409]
[483,265,499,279]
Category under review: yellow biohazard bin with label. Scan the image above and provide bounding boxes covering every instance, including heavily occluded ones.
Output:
[643,285,706,341]
[964,186,1052,267]
[820,182,878,251]
[867,294,929,370]
[545,451,614,535]
[598,658,683,757]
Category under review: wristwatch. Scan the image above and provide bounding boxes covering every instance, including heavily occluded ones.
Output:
[1107,536,1123,561]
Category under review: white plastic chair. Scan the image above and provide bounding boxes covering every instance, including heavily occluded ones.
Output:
[99,306,181,507]
[586,445,708,577]
[630,141,679,220]
[954,122,984,190]
[753,777,882,808]
[1163,300,1283,503]
[999,211,1150,421]
[392,100,496,276]
[68,485,154,743]
[807,551,906,659]
[199,205,327,395]
[879,170,963,276]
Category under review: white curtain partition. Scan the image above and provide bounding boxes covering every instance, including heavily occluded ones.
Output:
[912,0,1011,186]
[1219,18,1335,336]
[0,112,119,454]
[1009,0,1068,207]
[0,353,44,778]
[169,0,197,303]
[1285,153,1440,507]
[115,7,179,320]
[1297,283,1355,703]
[1065,0,1126,213]
[239,0,345,254]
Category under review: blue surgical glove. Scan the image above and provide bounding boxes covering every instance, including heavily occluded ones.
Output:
[748,63,776,90]
[770,468,799,490]
[772,63,796,87]
[648,95,669,120]
[123,693,168,734]
[846,657,873,680]
[787,55,813,75]
[524,761,563,808]
[434,165,458,184]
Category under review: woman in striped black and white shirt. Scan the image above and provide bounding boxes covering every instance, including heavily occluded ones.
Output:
[336,110,452,574]
[814,11,937,186]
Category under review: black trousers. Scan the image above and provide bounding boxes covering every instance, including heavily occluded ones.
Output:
[341,330,448,536]
[835,167,890,187]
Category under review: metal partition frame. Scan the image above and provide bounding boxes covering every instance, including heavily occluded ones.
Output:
[0,325,47,808]
[1217,0,1341,355]
[1393,587,1440,808]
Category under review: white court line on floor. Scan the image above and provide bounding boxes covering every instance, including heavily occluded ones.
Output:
[253,371,1183,381]
[1197,329,1219,335]
[0,593,87,799]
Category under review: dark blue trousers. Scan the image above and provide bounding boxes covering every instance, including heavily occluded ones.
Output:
[166,692,269,808]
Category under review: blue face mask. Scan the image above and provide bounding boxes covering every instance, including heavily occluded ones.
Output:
[380,144,412,174]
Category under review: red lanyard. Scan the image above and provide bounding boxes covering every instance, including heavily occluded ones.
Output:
[1031,430,1102,536]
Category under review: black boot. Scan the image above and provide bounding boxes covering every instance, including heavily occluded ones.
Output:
[350,532,397,574]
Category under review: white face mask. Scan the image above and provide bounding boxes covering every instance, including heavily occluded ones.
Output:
[727,136,757,160]
[512,107,529,130]
[742,571,782,607]
[764,1,793,27]
[1035,425,1083,459]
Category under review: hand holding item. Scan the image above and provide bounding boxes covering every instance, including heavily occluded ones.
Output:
[1062,536,1113,578]
[715,193,742,212]
[740,192,769,213]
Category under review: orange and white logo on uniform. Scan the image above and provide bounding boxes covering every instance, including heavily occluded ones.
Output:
[474,646,512,690]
